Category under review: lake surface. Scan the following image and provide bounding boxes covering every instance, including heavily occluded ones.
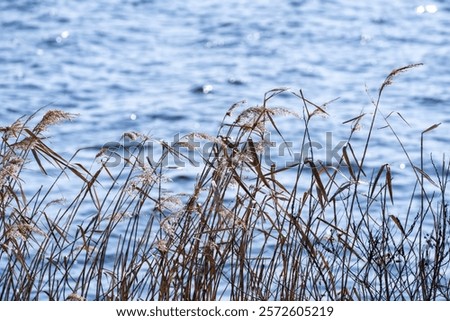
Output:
[2,0,449,194]
[1,0,449,298]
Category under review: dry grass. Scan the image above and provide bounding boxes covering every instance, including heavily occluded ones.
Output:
[1,64,449,300]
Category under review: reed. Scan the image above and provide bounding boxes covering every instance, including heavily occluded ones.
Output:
[1,64,449,300]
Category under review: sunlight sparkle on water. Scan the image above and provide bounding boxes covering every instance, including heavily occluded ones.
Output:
[202,84,213,94]
[56,30,70,43]
[416,4,438,14]
[61,30,70,38]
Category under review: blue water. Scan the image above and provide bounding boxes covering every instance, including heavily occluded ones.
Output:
[2,1,449,140]
[2,0,449,192]
[1,0,450,298]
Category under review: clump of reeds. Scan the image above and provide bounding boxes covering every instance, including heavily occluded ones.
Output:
[1,64,449,300]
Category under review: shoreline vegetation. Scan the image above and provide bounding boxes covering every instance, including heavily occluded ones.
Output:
[1,64,449,300]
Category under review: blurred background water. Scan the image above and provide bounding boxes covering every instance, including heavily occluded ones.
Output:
[1,0,449,267]
[1,0,449,143]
